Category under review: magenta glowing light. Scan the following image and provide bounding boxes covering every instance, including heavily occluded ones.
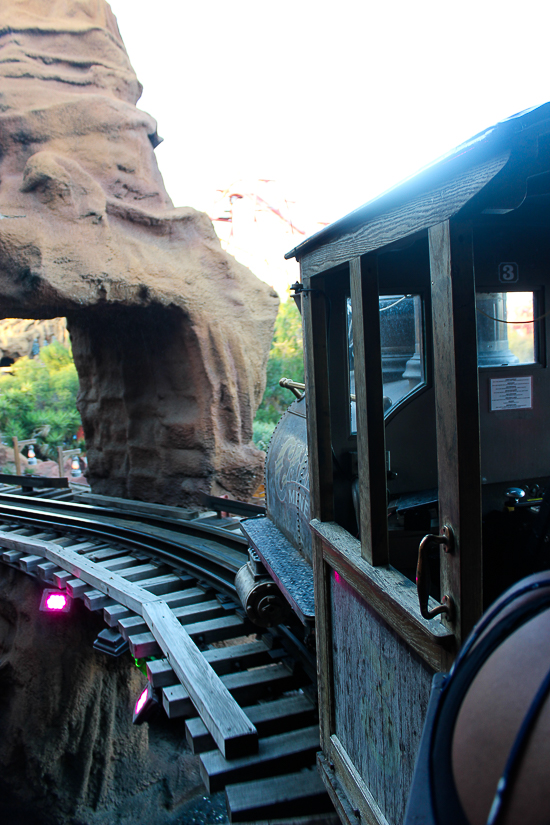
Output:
[39,588,72,613]
[132,683,159,724]
[135,687,149,716]
[45,593,68,611]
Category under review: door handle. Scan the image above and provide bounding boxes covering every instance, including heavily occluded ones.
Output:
[416,527,455,621]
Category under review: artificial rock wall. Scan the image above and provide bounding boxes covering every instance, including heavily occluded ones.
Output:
[0,317,69,362]
[0,566,205,825]
[0,0,278,503]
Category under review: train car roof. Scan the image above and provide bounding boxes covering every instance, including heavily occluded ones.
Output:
[285,101,550,264]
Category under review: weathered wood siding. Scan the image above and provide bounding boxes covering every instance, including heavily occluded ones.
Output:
[330,571,434,825]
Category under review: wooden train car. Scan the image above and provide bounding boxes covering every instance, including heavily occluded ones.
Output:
[276,102,550,825]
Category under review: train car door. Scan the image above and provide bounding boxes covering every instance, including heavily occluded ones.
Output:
[298,231,474,825]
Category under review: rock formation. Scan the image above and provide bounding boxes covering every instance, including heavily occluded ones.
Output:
[0,4,277,822]
[0,0,279,504]
[0,317,69,363]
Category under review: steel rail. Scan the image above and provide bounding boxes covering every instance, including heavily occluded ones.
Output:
[0,490,249,547]
[0,499,248,596]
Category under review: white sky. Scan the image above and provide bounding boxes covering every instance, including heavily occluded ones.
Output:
[108,0,549,228]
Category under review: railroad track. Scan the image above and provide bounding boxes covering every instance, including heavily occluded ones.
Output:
[0,491,336,824]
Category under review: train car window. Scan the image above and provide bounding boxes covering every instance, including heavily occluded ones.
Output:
[348,294,426,433]
[476,291,538,367]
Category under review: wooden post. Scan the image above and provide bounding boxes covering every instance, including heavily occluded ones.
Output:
[429,219,482,646]
[12,437,21,476]
[300,264,336,751]
[301,269,333,523]
[350,255,389,566]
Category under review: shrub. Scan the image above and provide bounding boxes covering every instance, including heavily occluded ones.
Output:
[253,296,304,449]
[252,420,277,451]
[0,341,82,455]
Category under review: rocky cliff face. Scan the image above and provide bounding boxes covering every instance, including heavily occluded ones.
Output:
[0,0,278,503]
[0,566,206,825]
[0,317,69,362]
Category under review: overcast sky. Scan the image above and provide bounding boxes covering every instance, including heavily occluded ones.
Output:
[108,0,549,227]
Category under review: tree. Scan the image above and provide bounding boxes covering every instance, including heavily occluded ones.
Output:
[0,341,82,457]
[253,296,304,449]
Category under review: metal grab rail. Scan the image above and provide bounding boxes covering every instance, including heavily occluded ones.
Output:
[416,527,455,621]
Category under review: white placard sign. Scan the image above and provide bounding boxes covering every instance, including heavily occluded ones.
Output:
[490,376,533,411]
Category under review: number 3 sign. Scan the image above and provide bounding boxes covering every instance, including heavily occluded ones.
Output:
[498,262,519,283]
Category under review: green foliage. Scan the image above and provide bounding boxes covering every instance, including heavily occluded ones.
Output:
[252,419,277,451]
[0,341,82,454]
[253,296,304,449]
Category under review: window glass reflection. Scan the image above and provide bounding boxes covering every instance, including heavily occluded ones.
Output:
[476,291,536,367]
[348,294,425,434]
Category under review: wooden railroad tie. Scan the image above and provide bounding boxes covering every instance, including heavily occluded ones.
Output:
[0,529,258,759]
[0,516,336,823]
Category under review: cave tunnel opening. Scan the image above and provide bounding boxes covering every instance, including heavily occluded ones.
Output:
[0,315,80,472]
[0,299,265,507]
[0,306,230,824]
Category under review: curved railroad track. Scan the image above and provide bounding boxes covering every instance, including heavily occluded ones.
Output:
[0,489,336,824]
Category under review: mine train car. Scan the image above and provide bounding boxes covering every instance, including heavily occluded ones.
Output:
[238,101,550,825]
